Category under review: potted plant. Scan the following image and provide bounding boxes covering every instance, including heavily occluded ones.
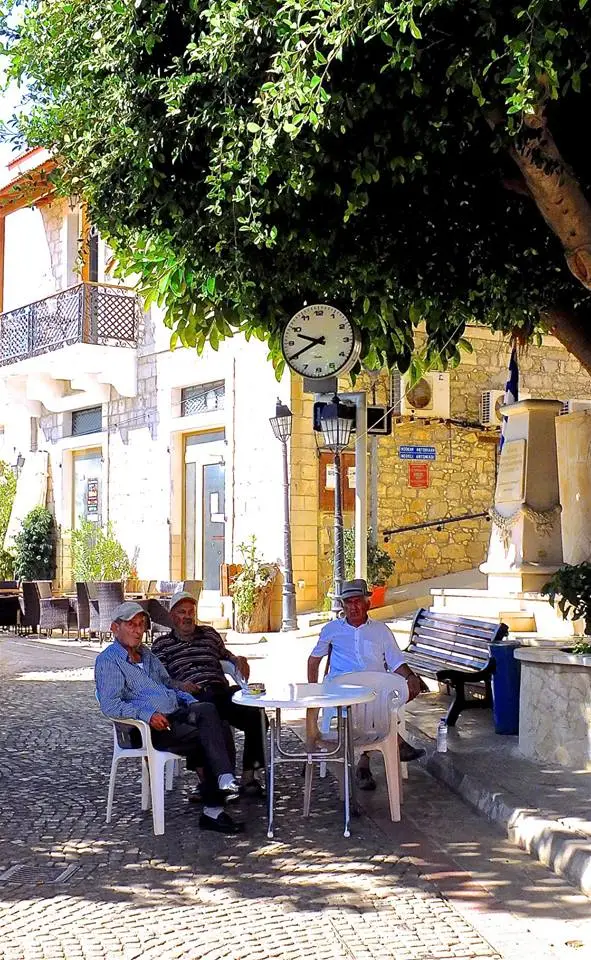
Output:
[70,519,132,582]
[542,561,591,654]
[13,506,56,582]
[343,527,395,608]
[231,535,278,633]
[367,537,396,608]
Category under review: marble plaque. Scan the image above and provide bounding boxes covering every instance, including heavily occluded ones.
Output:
[495,438,526,504]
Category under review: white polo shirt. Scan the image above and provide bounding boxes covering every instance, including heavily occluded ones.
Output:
[310,616,406,679]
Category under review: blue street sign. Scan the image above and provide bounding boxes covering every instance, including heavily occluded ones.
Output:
[398,445,436,461]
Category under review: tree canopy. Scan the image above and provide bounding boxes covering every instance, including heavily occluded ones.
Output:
[2,0,591,377]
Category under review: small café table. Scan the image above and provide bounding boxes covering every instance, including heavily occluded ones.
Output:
[232,682,376,838]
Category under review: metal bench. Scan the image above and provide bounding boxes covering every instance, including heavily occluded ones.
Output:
[405,608,509,726]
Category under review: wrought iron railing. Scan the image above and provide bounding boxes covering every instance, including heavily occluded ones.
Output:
[0,282,139,366]
[383,512,490,542]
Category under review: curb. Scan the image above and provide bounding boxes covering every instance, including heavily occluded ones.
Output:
[407,722,591,899]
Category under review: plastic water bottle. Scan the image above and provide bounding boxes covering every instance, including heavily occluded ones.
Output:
[436,719,448,753]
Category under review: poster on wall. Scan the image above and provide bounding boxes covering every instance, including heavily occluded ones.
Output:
[408,463,430,489]
[86,479,99,520]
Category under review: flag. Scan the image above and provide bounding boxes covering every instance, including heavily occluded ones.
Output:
[499,346,519,452]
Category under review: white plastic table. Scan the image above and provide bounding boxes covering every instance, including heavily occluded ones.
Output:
[232,682,376,838]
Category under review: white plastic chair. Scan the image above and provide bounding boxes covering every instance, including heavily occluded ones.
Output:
[322,671,408,822]
[106,718,183,835]
[220,660,248,689]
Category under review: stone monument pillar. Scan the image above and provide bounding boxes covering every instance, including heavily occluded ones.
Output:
[481,399,563,593]
[555,409,591,564]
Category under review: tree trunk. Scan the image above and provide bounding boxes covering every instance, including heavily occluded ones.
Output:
[510,116,591,289]
[542,307,591,376]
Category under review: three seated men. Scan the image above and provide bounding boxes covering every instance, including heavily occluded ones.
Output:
[95,601,245,833]
[152,591,266,796]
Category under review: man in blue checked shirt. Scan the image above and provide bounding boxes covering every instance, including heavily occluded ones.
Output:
[95,601,244,834]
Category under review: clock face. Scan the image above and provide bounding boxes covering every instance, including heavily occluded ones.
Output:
[281,304,361,379]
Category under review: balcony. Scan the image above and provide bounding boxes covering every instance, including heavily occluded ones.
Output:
[0,282,140,412]
[0,281,139,366]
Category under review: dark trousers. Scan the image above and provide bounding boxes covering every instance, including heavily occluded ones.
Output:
[149,702,233,806]
[199,686,266,772]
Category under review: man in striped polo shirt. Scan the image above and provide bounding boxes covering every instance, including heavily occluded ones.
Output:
[152,592,265,796]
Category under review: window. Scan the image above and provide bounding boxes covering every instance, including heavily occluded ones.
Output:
[71,406,102,436]
[181,381,225,417]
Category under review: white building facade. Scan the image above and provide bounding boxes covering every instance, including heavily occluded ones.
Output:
[0,149,288,626]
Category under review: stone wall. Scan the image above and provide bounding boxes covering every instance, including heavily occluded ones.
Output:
[450,328,591,420]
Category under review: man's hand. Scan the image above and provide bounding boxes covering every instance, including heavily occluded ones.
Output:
[234,656,250,681]
[149,712,171,731]
[178,681,202,695]
[406,673,422,702]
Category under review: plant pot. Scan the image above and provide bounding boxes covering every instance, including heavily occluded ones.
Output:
[235,580,274,633]
[369,585,386,609]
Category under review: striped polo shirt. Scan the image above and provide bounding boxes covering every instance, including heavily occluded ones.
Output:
[152,627,236,689]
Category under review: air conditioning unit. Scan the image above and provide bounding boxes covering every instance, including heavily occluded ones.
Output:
[392,371,450,419]
[560,399,591,415]
[479,390,505,426]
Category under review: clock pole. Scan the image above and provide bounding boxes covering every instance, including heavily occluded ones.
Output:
[269,399,298,631]
[318,396,356,612]
[332,448,345,611]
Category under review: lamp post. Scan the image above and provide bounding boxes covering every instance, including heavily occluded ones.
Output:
[319,396,356,611]
[269,399,298,631]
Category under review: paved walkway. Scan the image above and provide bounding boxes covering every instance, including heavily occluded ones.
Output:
[1,635,590,960]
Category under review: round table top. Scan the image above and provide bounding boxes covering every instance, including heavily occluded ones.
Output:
[232,682,376,710]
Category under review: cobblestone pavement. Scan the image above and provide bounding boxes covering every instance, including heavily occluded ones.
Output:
[0,636,589,960]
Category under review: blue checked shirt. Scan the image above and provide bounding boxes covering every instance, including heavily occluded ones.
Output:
[95,640,196,723]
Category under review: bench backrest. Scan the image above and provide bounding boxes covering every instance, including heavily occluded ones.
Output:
[408,609,508,672]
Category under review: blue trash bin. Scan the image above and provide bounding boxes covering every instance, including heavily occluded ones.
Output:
[490,642,521,735]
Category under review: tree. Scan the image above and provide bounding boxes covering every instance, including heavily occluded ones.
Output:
[3,1,591,376]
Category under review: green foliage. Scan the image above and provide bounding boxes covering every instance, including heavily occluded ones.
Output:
[3,2,591,373]
[343,527,395,586]
[542,562,591,640]
[343,527,356,582]
[0,549,14,579]
[13,506,55,582]
[230,535,277,630]
[0,460,17,546]
[70,520,131,582]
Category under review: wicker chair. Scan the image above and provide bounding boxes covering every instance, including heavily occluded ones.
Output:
[19,581,75,636]
[95,581,125,642]
[74,582,92,639]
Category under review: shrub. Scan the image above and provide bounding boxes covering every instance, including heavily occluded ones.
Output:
[542,562,591,654]
[231,535,277,632]
[13,506,55,582]
[70,519,131,581]
[342,527,395,587]
[0,461,17,547]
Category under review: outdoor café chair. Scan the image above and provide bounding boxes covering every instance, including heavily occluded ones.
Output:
[106,717,183,836]
[94,581,125,642]
[322,670,408,822]
[20,581,76,637]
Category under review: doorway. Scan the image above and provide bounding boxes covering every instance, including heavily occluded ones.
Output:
[183,431,226,590]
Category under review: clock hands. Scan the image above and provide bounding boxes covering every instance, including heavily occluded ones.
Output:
[289,334,326,362]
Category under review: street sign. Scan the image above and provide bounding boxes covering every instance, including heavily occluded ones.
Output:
[398,445,436,460]
[408,463,430,488]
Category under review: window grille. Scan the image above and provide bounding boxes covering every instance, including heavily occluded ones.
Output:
[72,406,102,436]
[181,381,225,416]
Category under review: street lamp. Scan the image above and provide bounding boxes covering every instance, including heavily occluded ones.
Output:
[269,398,298,631]
[319,396,356,610]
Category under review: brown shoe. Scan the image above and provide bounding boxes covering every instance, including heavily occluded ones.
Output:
[398,740,425,762]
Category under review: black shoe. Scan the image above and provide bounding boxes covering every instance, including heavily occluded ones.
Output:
[189,786,239,804]
[239,779,265,798]
[199,811,245,834]
[398,741,426,762]
[355,767,377,791]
